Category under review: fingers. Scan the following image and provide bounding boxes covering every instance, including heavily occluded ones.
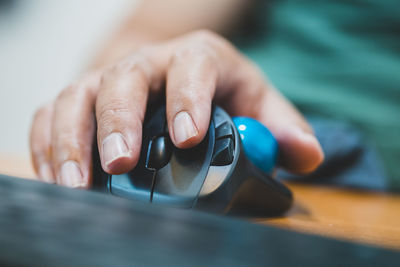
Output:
[51,76,99,188]
[214,58,324,174]
[164,30,244,148]
[30,29,323,190]
[165,30,323,173]
[30,103,55,183]
[173,32,324,174]
[254,87,324,174]
[166,43,218,148]
[95,59,150,174]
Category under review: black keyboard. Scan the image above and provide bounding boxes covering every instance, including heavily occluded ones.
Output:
[0,174,398,266]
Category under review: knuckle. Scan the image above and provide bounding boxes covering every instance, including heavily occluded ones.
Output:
[56,82,93,104]
[56,132,86,150]
[30,134,51,163]
[172,30,224,65]
[56,84,80,102]
[171,95,199,113]
[97,100,131,126]
[96,100,143,137]
[190,29,219,45]
[31,140,48,157]
[189,29,226,51]
[52,131,92,161]
[33,104,51,121]
[108,54,150,79]
[172,42,215,66]
[136,46,154,58]
[79,72,102,92]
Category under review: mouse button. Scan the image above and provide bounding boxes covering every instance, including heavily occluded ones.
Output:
[213,108,228,128]
[145,135,172,170]
[151,163,197,208]
[143,107,166,137]
[211,138,234,166]
[215,121,234,141]
[151,134,211,208]
[198,165,231,196]
[110,167,154,202]
[151,164,204,208]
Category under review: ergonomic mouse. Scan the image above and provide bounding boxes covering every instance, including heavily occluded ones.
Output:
[92,105,293,216]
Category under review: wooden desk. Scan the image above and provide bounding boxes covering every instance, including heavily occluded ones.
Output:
[1,154,399,250]
[259,183,400,250]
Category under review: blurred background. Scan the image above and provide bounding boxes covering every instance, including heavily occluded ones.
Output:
[0,0,138,174]
[0,1,398,188]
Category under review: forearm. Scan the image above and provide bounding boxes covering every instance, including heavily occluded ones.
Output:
[91,0,252,69]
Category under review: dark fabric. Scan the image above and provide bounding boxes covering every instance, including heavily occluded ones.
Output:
[0,174,398,266]
[279,117,388,191]
[236,0,400,189]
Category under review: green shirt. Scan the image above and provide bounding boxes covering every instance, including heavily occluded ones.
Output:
[236,1,400,189]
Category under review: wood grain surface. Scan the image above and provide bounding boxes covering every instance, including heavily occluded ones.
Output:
[258,183,400,250]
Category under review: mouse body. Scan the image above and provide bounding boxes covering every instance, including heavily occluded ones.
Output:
[93,105,292,216]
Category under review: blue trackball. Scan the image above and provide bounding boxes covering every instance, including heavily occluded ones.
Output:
[232,117,278,173]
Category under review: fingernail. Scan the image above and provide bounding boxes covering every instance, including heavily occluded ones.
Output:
[38,163,54,183]
[102,132,130,168]
[59,160,85,188]
[173,111,198,144]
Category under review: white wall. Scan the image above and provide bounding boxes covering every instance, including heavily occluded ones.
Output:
[0,0,138,159]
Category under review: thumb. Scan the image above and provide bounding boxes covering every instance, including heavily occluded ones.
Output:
[255,88,324,174]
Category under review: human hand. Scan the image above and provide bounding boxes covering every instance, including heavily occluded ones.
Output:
[30,30,324,188]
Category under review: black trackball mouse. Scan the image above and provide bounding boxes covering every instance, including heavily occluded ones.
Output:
[92,105,293,216]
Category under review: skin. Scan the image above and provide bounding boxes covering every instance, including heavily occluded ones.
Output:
[30,1,324,188]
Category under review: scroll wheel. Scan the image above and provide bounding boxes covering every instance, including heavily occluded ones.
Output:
[145,135,172,170]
